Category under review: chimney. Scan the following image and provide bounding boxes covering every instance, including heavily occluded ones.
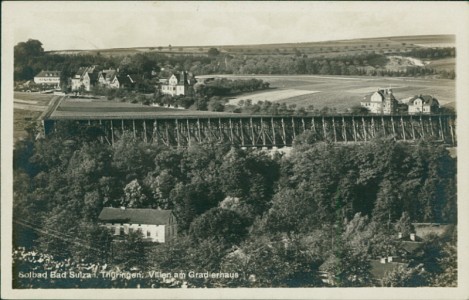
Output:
[410,233,416,241]
[388,256,393,262]
[398,232,403,239]
[380,257,387,264]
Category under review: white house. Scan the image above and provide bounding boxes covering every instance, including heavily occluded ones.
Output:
[160,71,196,96]
[360,88,398,114]
[98,69,120,88]
[71,66,100,92]
[34,70,61,88]
[98,207,177,243]
[408,95,439,114]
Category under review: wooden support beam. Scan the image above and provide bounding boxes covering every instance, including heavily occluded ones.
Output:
[291,117,296,139]
[219,118,223,142]
[153,120,158,145]
[381,116,386,136]
[449,118,455,145]
[352,117,357,142]
[332,117,337,142]
[271,117,276,146]
[322,117,327,140]
[229,118,234,144]
[175,119,180,147]
[429,116,434,137]
[371,116,375,138]
[438,116,444,141]
[391,116,396,139]
[122,119,124,133]
[400,116,406,141]
[261,118,267,146]
[143,120,147,143]
[362,117,367,142]
[240,119,245,146]
[342,116,347,142]
[420,115,425,138]
[165,123,170,147]
[250,118,255,146]
[132,119,136,139]
[302,118,306,133]
[110,120,115,145]
[186,119,191,147]
[281,118,287,146]
[410,116,416,140]
[311,117,316,133]
[197,119,202,143]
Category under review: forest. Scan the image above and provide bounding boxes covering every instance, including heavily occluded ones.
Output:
[14,39,456,83]
[12,122,457,288]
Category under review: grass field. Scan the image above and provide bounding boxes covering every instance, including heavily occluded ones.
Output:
[51,99,236,119]
[201,74,455,112]
[13,92,57,142]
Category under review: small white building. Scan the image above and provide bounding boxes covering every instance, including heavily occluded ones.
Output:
[408,95,439,114]
[98,207,177,243]
[34,70,61,87]
[360,88,398,114]
[160,71,196,96]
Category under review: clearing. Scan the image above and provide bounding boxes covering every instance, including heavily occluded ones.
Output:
[198,74,455,111]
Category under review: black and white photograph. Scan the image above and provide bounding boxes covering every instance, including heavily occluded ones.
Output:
[2,1,468,299]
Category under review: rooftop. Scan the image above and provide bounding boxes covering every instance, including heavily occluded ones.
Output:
[98,207,174,225]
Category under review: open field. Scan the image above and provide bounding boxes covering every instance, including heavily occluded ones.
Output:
[51,99,236,119]
[49,34,455,58]
[13,92,57,142]
[228,89,320,105]
[199,74,455,111]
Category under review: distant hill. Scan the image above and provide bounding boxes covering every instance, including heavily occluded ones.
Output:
[48,34,455,58]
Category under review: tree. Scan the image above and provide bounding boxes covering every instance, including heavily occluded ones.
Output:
[14,39,44,61]
[381,264,428,287]
[349,105,369,115]
[112,230,146,269]
[208,47,220,57]
[122,179,148,208]
[189,207,249,247]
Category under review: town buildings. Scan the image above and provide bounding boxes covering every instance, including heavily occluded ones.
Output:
[408,95,440,114]
[98,207,177,243]
[71,66,100,92]
[360,88,399,114]
[33,70,61,88]
[98,69,120,88]
[160,71,196,96]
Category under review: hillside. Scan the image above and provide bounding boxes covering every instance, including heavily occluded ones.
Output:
[48,34,455,57]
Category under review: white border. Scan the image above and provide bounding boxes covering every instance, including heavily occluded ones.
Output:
[2,2,469,299]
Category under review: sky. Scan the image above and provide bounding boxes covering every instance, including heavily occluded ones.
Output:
[6,1,466,51]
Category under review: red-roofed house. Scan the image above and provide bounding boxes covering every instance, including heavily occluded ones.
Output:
[408,95,439,114]
[98,207,177,243]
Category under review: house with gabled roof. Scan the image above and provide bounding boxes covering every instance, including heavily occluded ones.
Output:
[408,95,439,114]
[360,88,399,114]
[98,207,177,243]
[98,69,120,88]
[34,70,61,88]
[71,66,100,92]
[160,71,196,96]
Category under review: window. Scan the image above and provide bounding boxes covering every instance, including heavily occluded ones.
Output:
[147,231,151,237]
